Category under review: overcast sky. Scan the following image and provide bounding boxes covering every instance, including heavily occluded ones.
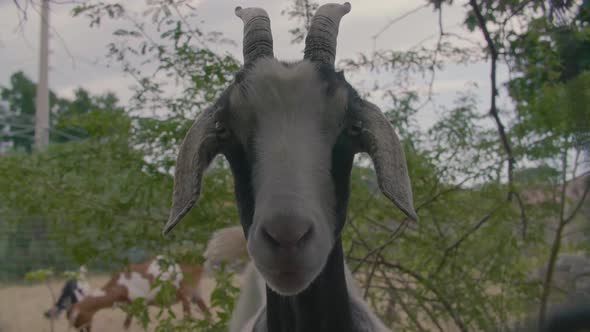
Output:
[0,0,511,130]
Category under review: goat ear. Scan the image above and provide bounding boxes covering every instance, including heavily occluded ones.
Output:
[163,107,222,235]
[354,100,418,221]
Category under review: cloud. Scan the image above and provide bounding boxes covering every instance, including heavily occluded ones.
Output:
[0,0,500,132]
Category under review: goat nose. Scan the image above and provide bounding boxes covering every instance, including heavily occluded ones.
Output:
[260,216,313,249]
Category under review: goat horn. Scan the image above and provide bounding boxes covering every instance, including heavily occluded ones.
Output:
[235,6,274,65]
[303,2,351,66]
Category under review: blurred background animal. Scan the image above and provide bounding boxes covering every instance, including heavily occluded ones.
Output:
[67,256,209,331]
[43,266,90,320]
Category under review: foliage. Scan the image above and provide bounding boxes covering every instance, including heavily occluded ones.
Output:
[505,1,590,156]
[281,0,319,44]
[119,263,240,332]
[0,71,58,152]
[1,0,589,331]
[71,0,239,175]
[0,82,130,279]
[24,268,54,283]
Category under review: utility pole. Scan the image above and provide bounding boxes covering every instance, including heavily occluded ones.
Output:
[34,0,50,149]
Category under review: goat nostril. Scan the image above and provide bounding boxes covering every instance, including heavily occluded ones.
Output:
[298,225,313,247]
[260,221,314,249]
[262,226,281,248]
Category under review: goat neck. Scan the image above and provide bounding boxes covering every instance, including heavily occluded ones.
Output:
[265,241,352,332]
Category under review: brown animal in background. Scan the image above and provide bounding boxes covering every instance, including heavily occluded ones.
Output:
[67,256,210,332]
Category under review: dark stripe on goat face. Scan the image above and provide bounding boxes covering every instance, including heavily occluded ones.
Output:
[329,71,362,235]
[330,131,355,235]
[224,140,256,237]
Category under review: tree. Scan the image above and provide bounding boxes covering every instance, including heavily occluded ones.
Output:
[0,71,60,152]
[0,82,134,278]
[455,0,589,324]
[0,71,127,152]
[51,88,126,143]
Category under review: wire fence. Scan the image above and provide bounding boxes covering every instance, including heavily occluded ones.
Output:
[0,218,77,281]
[0,218,150,282]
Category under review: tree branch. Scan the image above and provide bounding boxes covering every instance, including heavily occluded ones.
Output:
[538,148,569,325]
[353,257,470,332]
[434,210,495,273]
[372,3,429,50]
[469,0,516,201]
[564,176,589,225]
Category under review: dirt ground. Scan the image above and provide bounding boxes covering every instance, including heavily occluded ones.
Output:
[0,275,220,332]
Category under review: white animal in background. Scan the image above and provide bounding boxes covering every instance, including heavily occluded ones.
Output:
[67,256,210,332]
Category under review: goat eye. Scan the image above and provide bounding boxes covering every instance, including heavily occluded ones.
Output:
[347,120,363,136]
[215,121,230,138]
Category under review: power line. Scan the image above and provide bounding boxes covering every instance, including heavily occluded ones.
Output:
[372,4,429,51]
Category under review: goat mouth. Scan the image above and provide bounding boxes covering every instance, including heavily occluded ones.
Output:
[256,264,304,277]
[253,260,321,296]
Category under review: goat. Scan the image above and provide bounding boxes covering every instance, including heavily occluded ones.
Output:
[44,266,91,319]
[67,256,210,331]
[161,3,417,331]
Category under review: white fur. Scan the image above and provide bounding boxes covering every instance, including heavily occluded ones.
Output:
[116,257,183,302]
[230,263,267,332]
[74,265,92,300]
[147,255,184,288]
[117,272,154,301]
[75,280,91,301]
